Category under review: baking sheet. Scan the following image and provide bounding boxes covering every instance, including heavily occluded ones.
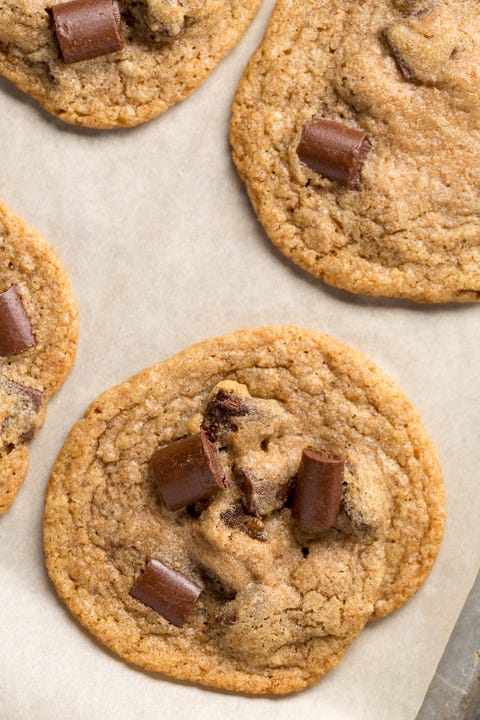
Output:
[417,570,480,719]
[1,2,479,718]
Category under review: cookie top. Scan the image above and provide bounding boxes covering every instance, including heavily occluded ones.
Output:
[230,0,480,302]
[0,0,261,128]
[0,203,78,514]
[44,327,444,693]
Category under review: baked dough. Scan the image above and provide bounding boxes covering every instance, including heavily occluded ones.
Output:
[0,202,78,514]
[0,0,262,128]
[231,0,480,302]
[44,327,444,693]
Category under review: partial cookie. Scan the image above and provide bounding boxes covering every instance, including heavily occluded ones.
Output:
[44,327,444,693]
[0,203,78,514]
[0,0,262,128]
[231,0,480,302]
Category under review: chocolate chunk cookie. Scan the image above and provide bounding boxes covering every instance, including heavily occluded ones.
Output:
[0,0,262,128]
[0,203,78,514]
[44,327,444,693]
[230,0,480,302]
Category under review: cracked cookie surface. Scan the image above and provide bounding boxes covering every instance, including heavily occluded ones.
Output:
[0,202,78,514]
[0,0,261,128]
[230,0,480,302]
[44,326,444,693]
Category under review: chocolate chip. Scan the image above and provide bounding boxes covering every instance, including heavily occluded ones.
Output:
[20,427,36,443]
[215,608,237,626]
[10,381,42,414]
[292,449,344,531]
[1,378,43,445]
[130,558,202,627]
[14,383,43,442]
[220,503,267,542]
[297,118,371,189]
[0,287,35,357]
[201,389,251,442]
[245,516,267,542]
[51,0,124,65]
[150,430,226,511]
[220,503,243,528]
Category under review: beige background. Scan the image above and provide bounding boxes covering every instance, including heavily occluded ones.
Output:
[0,1,479,718]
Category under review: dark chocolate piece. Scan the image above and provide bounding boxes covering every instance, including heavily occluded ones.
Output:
[201,389,250,442]
[150,430,226,511]
[215,608,237,626]
[13,382,43,442]
[51,0,124,65]
[220,503,244,528]
[130,558,202,627]
[1,378,43,445]
[20,427,36,443]
[0,287,35,357]
[292,449,344,531]
[297,118,371,189]
[11,382,43,414]
[220,503,267,541]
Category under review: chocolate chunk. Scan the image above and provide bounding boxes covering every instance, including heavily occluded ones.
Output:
[1,377,43,445]
[297,118,371,189]
[20,427,36,443]
[0,287,35,357]
[234,466,293,516]
[215,608,237,626]
[51,0,124,65]
[201,389,251,442]
[130,558,202,627]
[12,382,42,414]
[150,430,226,511]
[220,503,267,541]
[292,449,344,531]
[12,382,43,442]
[220,503,244,528]
[245,518,267,542]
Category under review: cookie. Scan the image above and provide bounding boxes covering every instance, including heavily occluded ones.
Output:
[0,203,78,515]
[0,0,262,128]
[44,327,444,693]
[230,0,480,302]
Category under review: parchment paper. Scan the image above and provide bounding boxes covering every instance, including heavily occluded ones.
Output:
[1,2,479,718]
